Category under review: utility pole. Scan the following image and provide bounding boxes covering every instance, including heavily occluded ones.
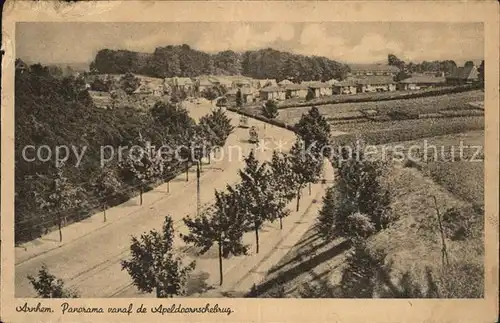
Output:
[196,160,201,217]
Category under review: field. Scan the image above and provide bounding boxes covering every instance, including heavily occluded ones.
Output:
[388,131,485,208]
[272,90,484,126]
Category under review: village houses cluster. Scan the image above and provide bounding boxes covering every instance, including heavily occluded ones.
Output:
[155,62,480,104]
[37,58,480,108]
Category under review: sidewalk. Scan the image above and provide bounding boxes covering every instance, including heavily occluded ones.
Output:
[15,157,216,265]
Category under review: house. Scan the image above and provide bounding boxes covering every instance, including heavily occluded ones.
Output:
[349,64,400,77]
[278,79,294,87]
[227,87,256,104]
[332,79,358,94]
[231,78,252,89]
[196,78,215,92]
[257,79,278,89]
[446,65,479,85]
[307,82,333,97]
[260,86,287,101]
[355,76,396,93]
[326,78,340,85]
[168,77,194,91]
[284,84,309,99]
[397,75,446,91]
[212,77,232,89]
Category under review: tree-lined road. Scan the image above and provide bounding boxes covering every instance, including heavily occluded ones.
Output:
[15,98,333,298]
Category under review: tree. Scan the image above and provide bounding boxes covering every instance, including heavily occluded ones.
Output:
[119,134,163,205]
[478,60,484,84]
[318,142,394,240]
[121,216,196,297]
[305,88,315,101]
[294,106,331,157]
[91,166,121,222]
[201,88,218,103]
[28,264,79,298]
[237,150,287,253]
[235,89,243,108]
[216,97,228,107]
[198,108,234,148]
[36,163,82,242]
[464,61,474,68]
[387,54,406,71]
[288,138,323,211]
[269,151,297,229]
[261,100,279,121]
[182,188,248,285]
[120,72,140,95]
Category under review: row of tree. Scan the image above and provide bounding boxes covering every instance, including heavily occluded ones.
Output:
[15,64,233,243]
[28,106,334,298]
[90,46,351,82]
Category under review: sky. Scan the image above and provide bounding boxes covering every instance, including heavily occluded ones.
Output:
[16,22,484,66]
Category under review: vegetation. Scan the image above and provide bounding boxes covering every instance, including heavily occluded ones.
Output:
[277,84,482,110]
[15,64,234,244]
[121,216,196,297]
[261,100,279,120]
[288,139,323,211]
[182,189,249,285]
[318,142,394,240]
[90,46,350,82]
[28,264,79,298]
[294,106,331,156]
[236,151,289,253]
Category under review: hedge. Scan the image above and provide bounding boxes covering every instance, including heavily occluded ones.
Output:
[278,84,483,109]
[330,117,484,147]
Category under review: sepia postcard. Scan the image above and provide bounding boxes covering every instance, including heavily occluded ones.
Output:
[1,1,499,322]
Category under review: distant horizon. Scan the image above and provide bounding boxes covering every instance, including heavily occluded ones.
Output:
[17,22,483,68]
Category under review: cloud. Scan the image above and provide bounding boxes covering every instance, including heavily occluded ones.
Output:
[195,23,295,52]
[297,25,404,63]
[123,32,184,52]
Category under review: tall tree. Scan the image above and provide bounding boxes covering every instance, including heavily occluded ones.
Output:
[237,151,287,253]
[198,108,234,148]
[119,134,163,205]
[36,163,82,242]
[288,138,323,211]
[294,106,331,157]
[28,264,79,298]
[121,216,196,298]
[182,188,249,285]
[269,150,297,229]
[235,89,243,108]
[478,60,485,84]
[318,143,394,240]
[91,166,121,222]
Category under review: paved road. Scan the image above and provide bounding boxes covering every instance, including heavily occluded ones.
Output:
[15,98,332,297]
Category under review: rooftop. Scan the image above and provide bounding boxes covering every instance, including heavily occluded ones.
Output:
[349,63,400,73]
